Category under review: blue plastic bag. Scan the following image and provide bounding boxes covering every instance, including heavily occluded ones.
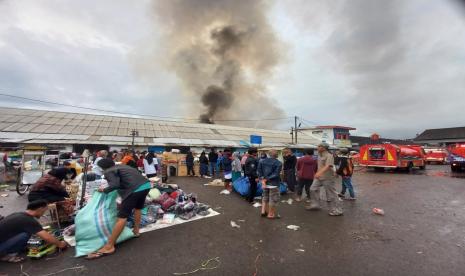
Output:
[234,177,288,197]
[232,177,250,196]
[74,191,134,257]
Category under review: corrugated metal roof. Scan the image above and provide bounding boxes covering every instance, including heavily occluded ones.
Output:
[0,107,322,147]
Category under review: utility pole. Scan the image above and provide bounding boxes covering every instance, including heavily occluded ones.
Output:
[290,127,294,144]
[294,116,298,144]
[130,129,139,151]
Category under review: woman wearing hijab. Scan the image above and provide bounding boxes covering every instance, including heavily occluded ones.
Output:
[143,152,158,178]
[231,152,242,182]
[199,152,209,178]
[28,167,76,203]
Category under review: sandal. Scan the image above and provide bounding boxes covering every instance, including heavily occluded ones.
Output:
[1,255,24,263]
[85,250,115,260]
[267,214,281,219]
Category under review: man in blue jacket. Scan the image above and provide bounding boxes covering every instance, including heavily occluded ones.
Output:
[258,150,282,219]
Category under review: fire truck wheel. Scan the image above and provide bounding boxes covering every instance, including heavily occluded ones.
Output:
[406,162,413,173]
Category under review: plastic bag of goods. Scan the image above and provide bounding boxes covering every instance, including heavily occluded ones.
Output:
[74,191,134,257]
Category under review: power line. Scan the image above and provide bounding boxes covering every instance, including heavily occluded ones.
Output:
[0,92,291,123]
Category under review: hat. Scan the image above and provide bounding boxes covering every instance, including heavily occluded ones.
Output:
[318,142,330,149]
[97,158,115,170]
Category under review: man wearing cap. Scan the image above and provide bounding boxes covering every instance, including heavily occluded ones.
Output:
[306,143,343,216]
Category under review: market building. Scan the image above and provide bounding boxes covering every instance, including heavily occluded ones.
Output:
[414,127,465,145]
[0,107,321,153]
[299,125,356,148]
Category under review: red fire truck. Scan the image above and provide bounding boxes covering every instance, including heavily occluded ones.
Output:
[359,144,426,172]
[424,147,448,164]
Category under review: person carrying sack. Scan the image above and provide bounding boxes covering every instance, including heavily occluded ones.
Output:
[86,159,151,260]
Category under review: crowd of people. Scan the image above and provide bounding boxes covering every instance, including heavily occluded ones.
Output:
[191,143,355,218]
[0,145,355,263]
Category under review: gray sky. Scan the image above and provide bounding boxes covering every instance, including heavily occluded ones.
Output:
[1,0,464,139]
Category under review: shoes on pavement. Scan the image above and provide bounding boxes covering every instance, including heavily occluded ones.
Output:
[328,211,343,216]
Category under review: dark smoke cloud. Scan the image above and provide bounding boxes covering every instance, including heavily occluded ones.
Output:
[152,0,285,127]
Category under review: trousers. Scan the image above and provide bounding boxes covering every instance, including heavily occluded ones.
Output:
[310,179,343,214]
[297,178,313,198]
[0,232,30,255]
[341,177,355,198]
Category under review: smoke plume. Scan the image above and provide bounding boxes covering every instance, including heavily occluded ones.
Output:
[153,0,285,126]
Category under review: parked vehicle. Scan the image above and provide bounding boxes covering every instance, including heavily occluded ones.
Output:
[448,143,465,172]
[16,146,57,195]
[359,144,426,172]
[424,147,448,164]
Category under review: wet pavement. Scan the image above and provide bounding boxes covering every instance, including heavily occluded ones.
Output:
[1,165,465,276]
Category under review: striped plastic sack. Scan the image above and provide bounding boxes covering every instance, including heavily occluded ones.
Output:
[74,191,134,257]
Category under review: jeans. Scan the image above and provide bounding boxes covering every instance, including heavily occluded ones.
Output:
[341,177,355,198]
[210,163,216,176]
[297,179,313,198]
[309,179,343,214]
[0,232,30,255]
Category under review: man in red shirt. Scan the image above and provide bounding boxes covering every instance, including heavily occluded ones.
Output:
[296,149,318,202]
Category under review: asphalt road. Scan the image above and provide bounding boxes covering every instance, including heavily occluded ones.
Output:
[1,165,465,276]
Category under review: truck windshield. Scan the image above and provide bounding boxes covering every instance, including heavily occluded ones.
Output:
[369,148,386,160]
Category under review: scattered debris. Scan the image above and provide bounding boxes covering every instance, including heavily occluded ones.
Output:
[281,199,293,204]
[238,219,246,223]
[1,194,8,197]
[219,190,230,195]
[252,254,261,276]
[286,225,300,231]
[252,202,262,208]
[259,240,263,243]
[205,179,224,186]
[295,249,305,252]
[230,221,241,228]
[372,208,385,215]
[173,257,220,275]
[21,265,87,276]
[417,251,423,254]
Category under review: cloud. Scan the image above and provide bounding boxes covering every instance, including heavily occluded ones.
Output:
[1,0,464,139]
[272,0,465,138]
